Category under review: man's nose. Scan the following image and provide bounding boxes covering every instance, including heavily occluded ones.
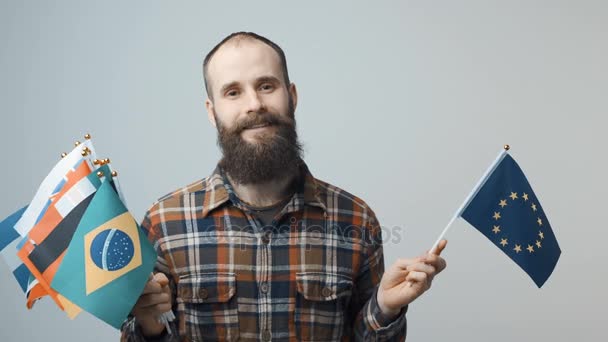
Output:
[245,90,265,114]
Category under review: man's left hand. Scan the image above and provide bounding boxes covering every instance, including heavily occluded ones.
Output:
[377,239,448,318]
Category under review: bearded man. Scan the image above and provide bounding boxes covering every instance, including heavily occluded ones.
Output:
[121,32,447,342]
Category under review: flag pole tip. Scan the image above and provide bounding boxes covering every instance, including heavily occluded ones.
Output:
[503,144,510,151]
[84,133,91,140]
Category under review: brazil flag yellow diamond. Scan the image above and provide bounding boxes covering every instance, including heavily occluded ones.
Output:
[84,212,143,295]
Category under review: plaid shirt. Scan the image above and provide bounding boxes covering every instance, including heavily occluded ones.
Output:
[121,163,407,341]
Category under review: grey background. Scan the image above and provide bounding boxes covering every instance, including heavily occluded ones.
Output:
[1,0,606,340]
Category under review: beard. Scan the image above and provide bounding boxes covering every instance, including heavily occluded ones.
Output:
[215,99,303,185]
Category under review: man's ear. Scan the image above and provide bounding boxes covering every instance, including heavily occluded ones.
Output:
[205,98,217,128]
[289,83,298,110]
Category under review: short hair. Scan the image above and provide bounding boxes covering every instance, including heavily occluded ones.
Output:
[203,32,291,99]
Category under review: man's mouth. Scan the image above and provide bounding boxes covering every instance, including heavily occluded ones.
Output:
[245,123,272,130]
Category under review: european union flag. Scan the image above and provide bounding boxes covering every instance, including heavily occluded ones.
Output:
[461,154,561,287]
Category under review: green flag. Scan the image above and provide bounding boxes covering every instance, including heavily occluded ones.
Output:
[51,178,156,328]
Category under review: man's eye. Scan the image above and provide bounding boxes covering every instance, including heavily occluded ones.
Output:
[226,90,239,97]
[260,84,274,91]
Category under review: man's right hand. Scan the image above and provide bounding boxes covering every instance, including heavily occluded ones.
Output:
[131,273,172,337]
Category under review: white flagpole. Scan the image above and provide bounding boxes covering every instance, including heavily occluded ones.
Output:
[429,145,511,254]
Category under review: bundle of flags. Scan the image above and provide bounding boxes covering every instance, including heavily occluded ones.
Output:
[0,135,156,329]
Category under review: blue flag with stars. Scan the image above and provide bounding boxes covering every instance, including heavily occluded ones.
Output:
[461,154,561,287]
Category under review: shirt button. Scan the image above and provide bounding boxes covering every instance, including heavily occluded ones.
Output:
[262,329,272,341]
[321,286,333,297]
[260,282,269,294]
[261,232,271,245]
[199,288,208,299]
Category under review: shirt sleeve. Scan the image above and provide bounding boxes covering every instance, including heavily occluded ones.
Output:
[119,210,180,342]
[351,210,407,341]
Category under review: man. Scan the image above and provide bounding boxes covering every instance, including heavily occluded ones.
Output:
[121,32,447,341]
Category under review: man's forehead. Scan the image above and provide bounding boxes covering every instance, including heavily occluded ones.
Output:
[207,38,284,88]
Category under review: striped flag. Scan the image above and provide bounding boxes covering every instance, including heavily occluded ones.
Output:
[14,140,97,237]
[17,161,98,311]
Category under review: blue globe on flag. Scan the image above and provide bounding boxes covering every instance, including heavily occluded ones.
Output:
[90,228,135,271]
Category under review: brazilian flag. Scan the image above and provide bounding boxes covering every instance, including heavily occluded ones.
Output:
[51,178,156,328]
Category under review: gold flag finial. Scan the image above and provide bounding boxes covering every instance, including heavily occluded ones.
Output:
[111,170,118,177]
[93,159,101,165]
[97,171,104,178]
[84,133,91,140]
[104,158,111,164]
[81,147,91,157]
[61,152,68,158]
[504,144,510,151]
[75,141,81,147]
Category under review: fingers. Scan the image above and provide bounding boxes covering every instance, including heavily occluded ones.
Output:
[422,240,448,272]
[142,273,170,295]
[133,300,172,318]
[392,255,446,275]
[424,253,447,273]
[428,239,448,256]
[405,261,438,286]
[393,256,426,270]
[406,271,430,289]
[142,278,163,295]
[393,240,447,289]
[136,292,171,309]
[404,257,444,286]
[132,273,173,321]
[154,272,169,287]
[406,262,435,274]
[133,291,172,318]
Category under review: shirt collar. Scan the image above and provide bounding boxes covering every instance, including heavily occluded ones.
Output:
[200,161,327,218]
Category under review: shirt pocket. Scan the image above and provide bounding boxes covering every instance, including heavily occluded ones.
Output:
[177,272,239,341]
[295,272,353,341]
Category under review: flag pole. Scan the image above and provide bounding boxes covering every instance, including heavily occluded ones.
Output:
[429,145,511,254]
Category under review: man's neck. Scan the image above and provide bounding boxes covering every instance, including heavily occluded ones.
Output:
[227,173,297,207]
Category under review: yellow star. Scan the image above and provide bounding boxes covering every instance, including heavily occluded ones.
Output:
[531,203,537,211]
[522,193,529,201]
[493,212,501,220]
[536,240,542,248]
[492,225,501,234]
[538,231,544,239]
[500,238,508,247]
[499,199,508,208]
[514,244,522,253]
[537,217,543,226]
[527,245,535,253]
[509,192,518,200]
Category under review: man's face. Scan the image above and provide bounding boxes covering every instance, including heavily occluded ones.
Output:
[206,39,295,143]
[205,39,302,185]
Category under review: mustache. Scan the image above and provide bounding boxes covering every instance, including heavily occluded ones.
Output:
[230,112,296,134]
